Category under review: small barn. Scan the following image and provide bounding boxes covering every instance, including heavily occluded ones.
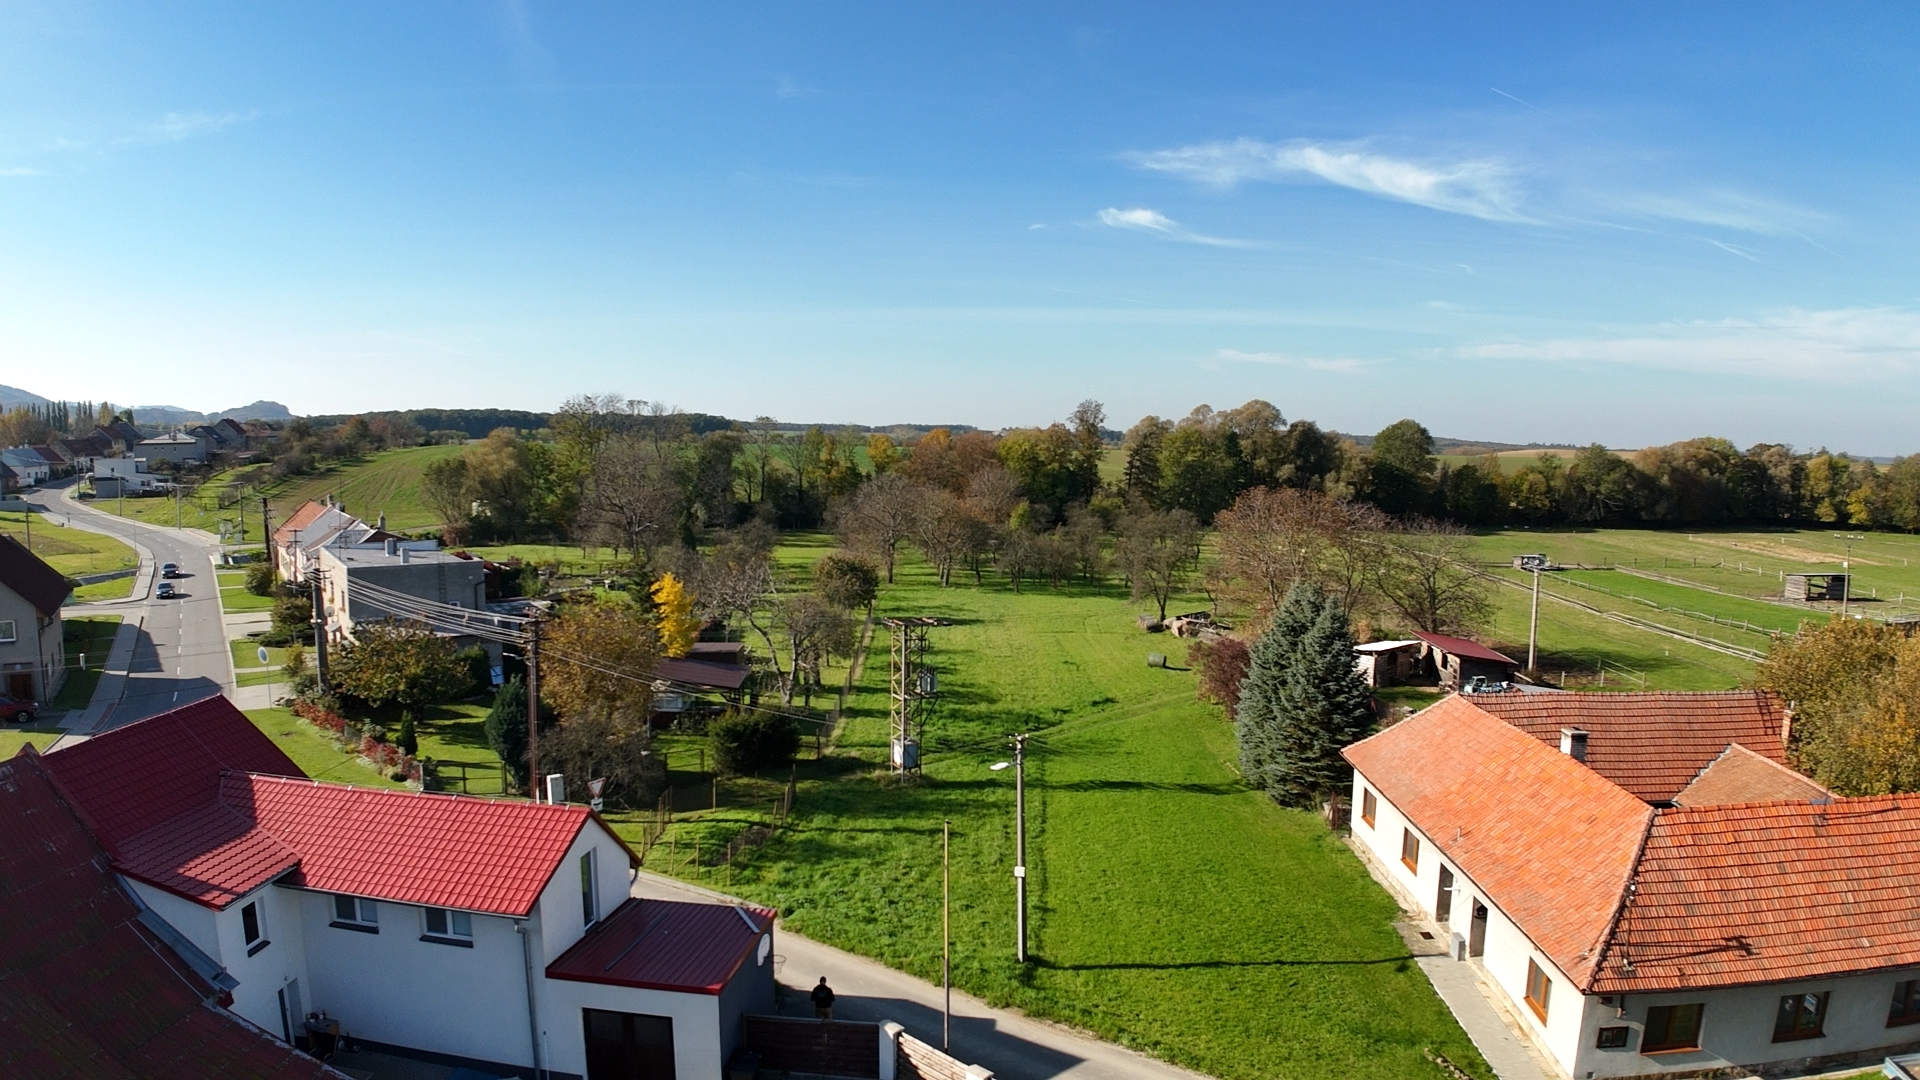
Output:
[1411,631,1518,690]
[1784,572,1849,602]
[1353,640,1422,688]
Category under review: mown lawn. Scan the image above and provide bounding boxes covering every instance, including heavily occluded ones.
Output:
[244,707,410,788]
[219,585,277,613]
[607,547,1491,1080]
[0,728,64,757]
[1549,569,1826,637]
[0,511,139,600]
[263,444,465,532]
[84,480,262,541]
[49,616,123,711]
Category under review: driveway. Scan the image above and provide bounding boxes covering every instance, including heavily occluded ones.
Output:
[631,871,1217,1080]
[24,484,235,731]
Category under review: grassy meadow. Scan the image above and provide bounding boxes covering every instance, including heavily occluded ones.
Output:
[0,510,139,600]
[605,544,1492,1080]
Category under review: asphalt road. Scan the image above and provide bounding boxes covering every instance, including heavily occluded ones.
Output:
[25,484,234,729]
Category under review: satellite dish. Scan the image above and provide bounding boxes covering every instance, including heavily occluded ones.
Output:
[758,935,772,966]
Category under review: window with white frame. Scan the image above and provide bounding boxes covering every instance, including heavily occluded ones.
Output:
[241,900,268,955]
[0,620,15,644]
[581,850,598,927]
[422,907,473,945]
[331,894,379,932]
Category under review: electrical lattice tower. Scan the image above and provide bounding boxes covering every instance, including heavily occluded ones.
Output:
[886,617,949,778]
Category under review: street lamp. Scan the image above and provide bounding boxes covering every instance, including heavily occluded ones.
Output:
[988,732,1029,963]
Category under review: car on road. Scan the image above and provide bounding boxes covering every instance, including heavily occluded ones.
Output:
[0,695,36,724]
[160,562,181,578]
[156,581,177,599]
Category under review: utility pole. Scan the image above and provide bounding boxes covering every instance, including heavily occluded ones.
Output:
[308,569,329,696]
[175,482,182,529]
[526,616,543,800]
[1528,567,1541,673]
[1013,732,1027,964]
[943,818,951,1051]
[260,497,276,576]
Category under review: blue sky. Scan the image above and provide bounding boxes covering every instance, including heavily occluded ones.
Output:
[3,3,1918,453]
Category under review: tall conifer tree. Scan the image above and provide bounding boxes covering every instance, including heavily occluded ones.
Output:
[1235,584,1322,793]
[1267,594,1376,805]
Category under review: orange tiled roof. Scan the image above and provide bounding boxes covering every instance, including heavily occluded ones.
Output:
[270,500,332,544]
[1594,796,1920,993]
[1673,743,1830,807]
[1470,690,1789,803]
[1343,696,1652,986]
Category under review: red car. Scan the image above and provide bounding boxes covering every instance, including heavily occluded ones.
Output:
[0,695,36,724]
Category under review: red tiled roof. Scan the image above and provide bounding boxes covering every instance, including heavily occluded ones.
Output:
[40,696,305,850]
[1344,696,1652,986]
[1471,690,1790,803]
[0,753,338,1080]
[1411,631,1514,665]
[546,898,774,994]
[0,532,73,617]
[1673,743,1830,807]
[1594,796,1920,993]
[235,774,631,916]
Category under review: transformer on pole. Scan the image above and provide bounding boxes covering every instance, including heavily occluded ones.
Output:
[884,617,949,778]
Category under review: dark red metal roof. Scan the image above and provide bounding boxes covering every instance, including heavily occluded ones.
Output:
[40,695,305,854]
[546,897,774,995]
[655,657,750,692]
[1411,630,1515,665]
[0,753,338,1079]
[0,532,73,617]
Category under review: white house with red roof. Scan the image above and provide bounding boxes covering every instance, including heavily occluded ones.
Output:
[31,695,775,1080]
[1344,690,1920,1079]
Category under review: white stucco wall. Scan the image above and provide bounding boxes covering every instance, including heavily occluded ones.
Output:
[219,884,313,1039]
[294,886,543,1070]
[1350,771,1585,1076]
[1573,969,1920,1078]
[540,979,725,1080]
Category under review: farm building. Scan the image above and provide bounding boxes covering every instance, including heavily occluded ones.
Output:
[1344,690,1920,1079]
[1353,640,1422,688]
[1784,573,1849,602]
[1411,631,1518,689]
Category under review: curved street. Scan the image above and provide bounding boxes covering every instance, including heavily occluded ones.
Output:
[24,482,237,732]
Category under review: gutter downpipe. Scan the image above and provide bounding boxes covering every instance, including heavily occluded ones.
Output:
[516,920,545,1080]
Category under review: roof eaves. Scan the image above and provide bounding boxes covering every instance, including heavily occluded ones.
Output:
[1580,807,1659,994]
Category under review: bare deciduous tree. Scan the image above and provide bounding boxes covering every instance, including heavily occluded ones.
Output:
[1117,507,1202,620]
[1367,519,1493,635]
[835,472,920,582]
[912,486,987,587]
[577,434,682,561]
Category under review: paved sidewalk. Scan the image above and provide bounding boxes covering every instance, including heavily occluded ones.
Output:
[630,871,1217,1080]
[67,615,144,737]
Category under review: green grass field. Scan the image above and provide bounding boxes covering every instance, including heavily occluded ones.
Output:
[219,585,277,613]
[84,481,262,540]
[244,707,411,788]
[263,444,466,532]
[0,511,139,600]
[604,544,1489,1080]
[0,727,63,757]
[48,616,122,711]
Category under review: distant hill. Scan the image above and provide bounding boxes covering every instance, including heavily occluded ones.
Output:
[130,401,295,427]
[0,384,50,408]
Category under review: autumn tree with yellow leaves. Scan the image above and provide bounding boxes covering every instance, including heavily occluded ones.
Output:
[651,572,699,658]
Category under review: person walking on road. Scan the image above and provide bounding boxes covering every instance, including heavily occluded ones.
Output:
[811,977,835,1020]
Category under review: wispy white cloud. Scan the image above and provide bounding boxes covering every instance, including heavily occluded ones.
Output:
[773,74,824,98]
[0,167,44,177]
[1702,238,1761,262]
[1462,307,1920,381]
[122,110,260,145]
[1215,348,1373,374]
[1616,190,1828,236]
[1097,207,1251,247]
[1129,138,1532,223]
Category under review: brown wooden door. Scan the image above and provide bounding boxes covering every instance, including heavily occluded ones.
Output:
[5,672,32,702]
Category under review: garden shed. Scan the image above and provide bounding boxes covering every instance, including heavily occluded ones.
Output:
[1784,572,1849,602]
[1353,640,1422,688]
[1411,631,1518,690]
